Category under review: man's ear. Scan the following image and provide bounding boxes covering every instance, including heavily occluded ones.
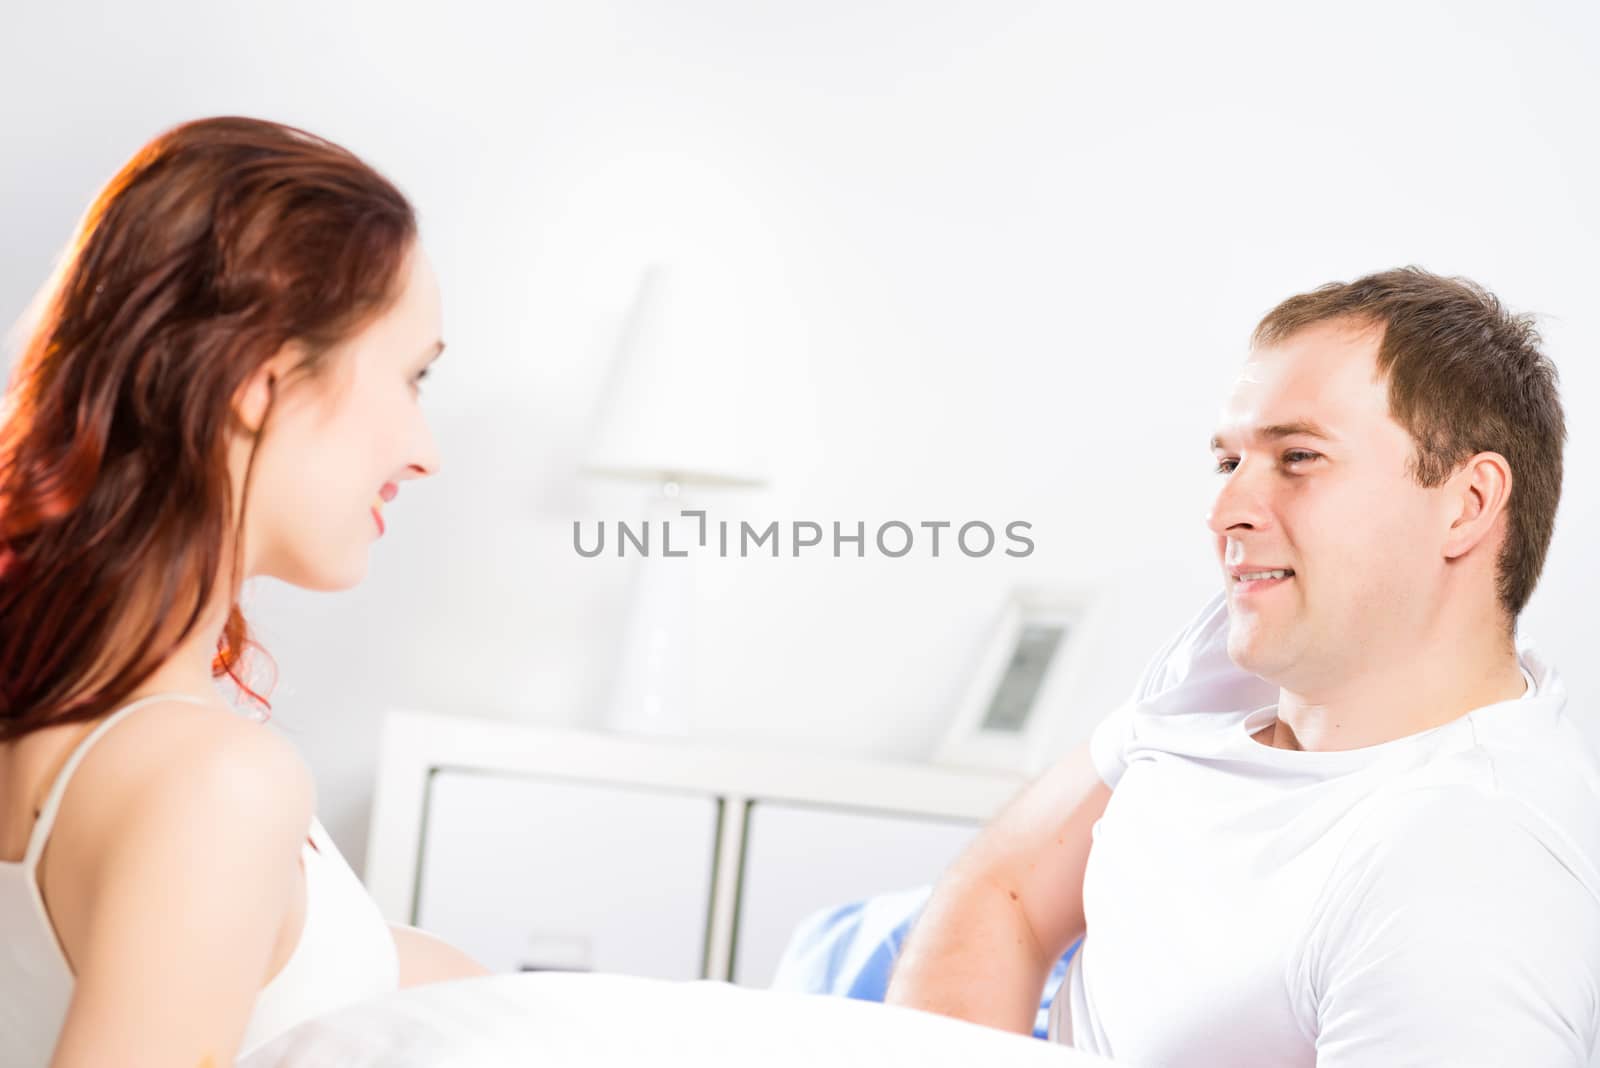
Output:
[232,343,304,434]
[1441,451,1513,561]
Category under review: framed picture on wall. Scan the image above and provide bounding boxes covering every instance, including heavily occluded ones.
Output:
[933,586,1094,774]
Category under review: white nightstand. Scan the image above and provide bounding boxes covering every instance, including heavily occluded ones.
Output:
[364,708,1025,986]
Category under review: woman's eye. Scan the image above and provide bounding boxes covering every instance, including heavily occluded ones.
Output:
[1214,458,1238,474]
[411,367,430,391]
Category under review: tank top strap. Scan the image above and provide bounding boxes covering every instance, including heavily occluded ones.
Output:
[23,691,215,870]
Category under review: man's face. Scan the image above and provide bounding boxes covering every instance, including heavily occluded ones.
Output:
[1207,319,1446,692]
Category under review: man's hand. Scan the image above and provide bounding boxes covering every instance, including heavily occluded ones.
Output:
[884,742,1112,1034]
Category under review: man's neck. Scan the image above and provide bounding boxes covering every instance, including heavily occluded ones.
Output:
[1260,630,1527,753]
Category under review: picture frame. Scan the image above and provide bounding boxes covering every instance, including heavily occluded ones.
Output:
[933,585,1094,774]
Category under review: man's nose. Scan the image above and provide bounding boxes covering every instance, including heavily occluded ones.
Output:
[1205,460,1270,536]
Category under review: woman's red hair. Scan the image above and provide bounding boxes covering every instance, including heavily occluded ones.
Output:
[0,116,416,742]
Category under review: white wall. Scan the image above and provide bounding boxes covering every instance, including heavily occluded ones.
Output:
[4,0,1598,870]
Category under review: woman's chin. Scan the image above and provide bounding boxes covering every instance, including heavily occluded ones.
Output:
[267,553,369,593]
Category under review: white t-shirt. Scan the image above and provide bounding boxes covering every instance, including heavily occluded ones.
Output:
[1054,592,1600,1067]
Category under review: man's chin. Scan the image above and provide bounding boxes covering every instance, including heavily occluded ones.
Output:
[1226,622,1288,681]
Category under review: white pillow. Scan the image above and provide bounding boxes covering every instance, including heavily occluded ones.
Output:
[238,972,1116,1067]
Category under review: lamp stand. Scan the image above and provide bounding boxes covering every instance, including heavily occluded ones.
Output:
[604,481,696,736]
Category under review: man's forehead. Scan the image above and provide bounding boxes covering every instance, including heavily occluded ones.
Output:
[1210,418,1338,451]
[1213,324,1390,446]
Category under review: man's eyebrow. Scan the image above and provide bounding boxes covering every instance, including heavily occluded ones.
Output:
[1210,420,1336,451]
[422,340,446,363]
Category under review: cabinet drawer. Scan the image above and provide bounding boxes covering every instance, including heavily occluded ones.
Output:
[415,769,719,979]
[733,801,981,987]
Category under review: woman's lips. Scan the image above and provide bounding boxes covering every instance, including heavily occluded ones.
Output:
[372,482,398,537]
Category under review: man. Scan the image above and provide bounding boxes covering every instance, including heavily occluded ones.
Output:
[886,268,1600,1065]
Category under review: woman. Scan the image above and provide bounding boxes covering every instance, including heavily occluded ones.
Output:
[0,117,489,1068]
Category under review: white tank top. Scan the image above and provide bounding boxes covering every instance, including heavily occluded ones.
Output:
[0,692,400,1064]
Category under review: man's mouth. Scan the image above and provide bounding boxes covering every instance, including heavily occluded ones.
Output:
[1236,568,1293,582]
[1228,563,1295,595]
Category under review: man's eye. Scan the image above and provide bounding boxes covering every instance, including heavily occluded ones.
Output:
[1215,452,1318,474]
[412,367,431,391]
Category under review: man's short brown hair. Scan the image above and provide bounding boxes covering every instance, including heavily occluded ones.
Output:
[1253,267,1565,621]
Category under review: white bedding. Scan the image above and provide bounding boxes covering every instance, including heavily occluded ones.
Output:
[237,972,1115,1067]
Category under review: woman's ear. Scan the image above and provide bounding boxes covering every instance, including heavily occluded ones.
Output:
[232,343,303,434]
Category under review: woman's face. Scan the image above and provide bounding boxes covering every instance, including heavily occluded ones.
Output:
[239,243,444,591]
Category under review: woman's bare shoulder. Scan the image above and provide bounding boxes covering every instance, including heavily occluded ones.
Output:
[41,698,322,1058]
[46,699,315,894]
[84,699,310,808]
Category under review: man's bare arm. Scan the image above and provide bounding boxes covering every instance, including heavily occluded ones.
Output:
[884,742,1112,1034]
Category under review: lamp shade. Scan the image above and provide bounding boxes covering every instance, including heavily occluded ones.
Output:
[583,264,769,489]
